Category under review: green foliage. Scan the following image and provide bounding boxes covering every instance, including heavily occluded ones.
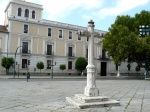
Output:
[36,61,44,69]
[103,10,150,66]
[135,66,140,72]
[75,57,87,73]
[148,66,150,71]
[1,57,14,74]
[59,64,66,70]
[36,61,44,74]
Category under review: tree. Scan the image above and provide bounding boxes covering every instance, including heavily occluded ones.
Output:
[135,66,140,77]
[1,57,14,74]
[75,57,87,75]
[36,61,44,75]
[59,64,66,73]
[103,10,150,76]
[127,63,131,76]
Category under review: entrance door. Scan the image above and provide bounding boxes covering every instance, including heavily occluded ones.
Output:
[101,62,107,76]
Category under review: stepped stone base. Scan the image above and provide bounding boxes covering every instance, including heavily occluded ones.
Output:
[66,94,120,109]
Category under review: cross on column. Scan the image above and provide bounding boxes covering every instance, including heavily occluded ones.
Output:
[77,20,102,97]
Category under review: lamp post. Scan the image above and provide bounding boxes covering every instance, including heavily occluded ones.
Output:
[139,25,150,79]
[18,64,19,78]
[13,46,22,78]
[49,59,56,79]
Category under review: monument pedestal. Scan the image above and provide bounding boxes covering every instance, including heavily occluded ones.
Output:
[66,94,120,109]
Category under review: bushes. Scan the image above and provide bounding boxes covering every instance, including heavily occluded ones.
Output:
[59,64,66,73]
[75,57,87,75]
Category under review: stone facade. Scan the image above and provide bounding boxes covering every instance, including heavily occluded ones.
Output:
[0,0,145,75]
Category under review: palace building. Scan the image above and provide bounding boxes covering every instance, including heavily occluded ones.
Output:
[0,0,144,76]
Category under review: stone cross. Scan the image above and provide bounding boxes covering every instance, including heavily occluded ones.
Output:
[77,20,101,97]
[66,20,120,109]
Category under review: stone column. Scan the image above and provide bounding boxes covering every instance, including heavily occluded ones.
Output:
[66,20,120,108]
[84,20,99,97]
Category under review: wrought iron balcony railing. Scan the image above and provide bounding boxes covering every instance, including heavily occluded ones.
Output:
[20,49,30,54]
[45,51,54,56]
[67,53,75,58]
[99,55,110,61]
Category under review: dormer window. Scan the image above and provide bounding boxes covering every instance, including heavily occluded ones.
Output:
[18,8,22,16]
[25,9,29,18]
[32,10,35,19]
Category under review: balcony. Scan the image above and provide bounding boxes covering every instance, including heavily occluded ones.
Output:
[45,51,54,57]
[20,49,30,56]
[67,53,75,59]
[99,55,110,61]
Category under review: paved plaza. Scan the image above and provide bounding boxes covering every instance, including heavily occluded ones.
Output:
[0,76,150,112]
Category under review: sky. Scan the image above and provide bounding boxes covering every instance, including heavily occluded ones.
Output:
[0,0,150,31]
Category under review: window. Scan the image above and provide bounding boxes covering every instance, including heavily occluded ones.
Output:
[68,61,72,69]
[48,28,51,37]
[47,45,52,55]
[25,9,29,18]
[22,59,27,68]
[59,30,62,38]
[22,42,28,53]
[24,24,28,33]
[47,60,51,69]
[86,48,88,58]
[32,10,35,19]
[18,8,22,16]
[69,31,72,39]
[68,47,73,57]
[78,35,81,40]
[87,37,89,41]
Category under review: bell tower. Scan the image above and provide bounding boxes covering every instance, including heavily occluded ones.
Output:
[4,0,43,26]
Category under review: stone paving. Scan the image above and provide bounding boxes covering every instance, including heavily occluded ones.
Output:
[0,76,150,112]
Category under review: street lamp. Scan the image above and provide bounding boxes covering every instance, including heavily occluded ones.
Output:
[47,52,56,79]
[139,25,150,79]
[49,60,56,79]
[13,46,22,78]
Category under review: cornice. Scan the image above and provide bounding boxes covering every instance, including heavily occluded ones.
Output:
[8,16,107,33]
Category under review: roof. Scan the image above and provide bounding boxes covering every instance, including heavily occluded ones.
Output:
[0,25,8,32]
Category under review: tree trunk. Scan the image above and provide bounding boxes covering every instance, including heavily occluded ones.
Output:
[6,69,9,75]
[81,71,83,76]
[5,69,7,75]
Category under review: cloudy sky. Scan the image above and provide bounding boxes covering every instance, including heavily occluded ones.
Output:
[0,0,150,31]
